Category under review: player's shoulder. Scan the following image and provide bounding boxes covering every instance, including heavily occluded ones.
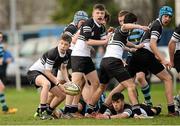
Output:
[175,24,180,34]
[83,18,94,27]
[151,19,162,28]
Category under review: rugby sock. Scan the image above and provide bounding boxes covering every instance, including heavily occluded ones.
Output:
[141,84,152,106]
[40,104,47,112]
[47,106,54,115]
[86,104,95,114]
[0,93,8,111]
[70,104,78,113]
[132,104,142,115]
[98,103,108,114]
[168,103,175,113]
[64,105,71,114]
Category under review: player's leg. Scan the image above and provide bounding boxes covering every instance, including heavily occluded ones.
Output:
[136,72,152,106]
[156,69,176,115]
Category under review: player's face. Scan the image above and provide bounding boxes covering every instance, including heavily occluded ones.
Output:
[161,15,172,26]
[77,20,86,29]
[118,15,125,26]
[112,99,124,112]
[92,9,105,24]
[58,40,70,54]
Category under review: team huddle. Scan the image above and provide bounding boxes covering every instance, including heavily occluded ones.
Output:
[27,4,180,120]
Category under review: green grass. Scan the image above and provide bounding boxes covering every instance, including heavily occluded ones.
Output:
[0,83,180,125]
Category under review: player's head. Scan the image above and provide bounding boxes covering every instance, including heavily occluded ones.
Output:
[92,4,106,25]
[123,12,137,24]
[112,92,125,112]
[118,10,129,26]
[58,33,71,54]
[159,6,173,26]
[73,10,88,28]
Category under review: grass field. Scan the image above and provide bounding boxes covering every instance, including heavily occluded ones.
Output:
[0,83,180,125]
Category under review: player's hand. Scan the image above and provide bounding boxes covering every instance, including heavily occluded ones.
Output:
[139,26,149,31]
[95,113,109,119]
[129,48,137,52]
[161,59,171,70]
[135,43,144,49]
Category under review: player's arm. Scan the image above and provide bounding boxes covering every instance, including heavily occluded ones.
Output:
[121,23,149,32]
[0,57,3,65]
[44,69,59,85]
[110,112,130,119]
[168,39,176,67]
[60,63,70,82]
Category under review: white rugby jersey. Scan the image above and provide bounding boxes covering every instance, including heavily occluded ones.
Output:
[71,18,106,57]
[104,26,129,60]
[29,47,70,73]
[171,25,180,51]
[141,18,163,52]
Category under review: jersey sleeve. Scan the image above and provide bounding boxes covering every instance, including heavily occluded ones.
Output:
[150,22,162,40]
[79,20,92,41]
[44,49,56,70]
[171,25,180,42]
[64,24,77,37]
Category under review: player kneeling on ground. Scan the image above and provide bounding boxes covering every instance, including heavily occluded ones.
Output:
[27,34,79,120]
[95,92,161,119]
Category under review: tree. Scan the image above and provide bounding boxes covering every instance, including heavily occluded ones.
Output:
[51,0,119,27]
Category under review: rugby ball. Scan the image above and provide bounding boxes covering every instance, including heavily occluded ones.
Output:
[64,82,80,95]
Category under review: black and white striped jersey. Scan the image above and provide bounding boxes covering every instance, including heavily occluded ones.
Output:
[171,25,180,50]
[141,18,163,51]
[64,23,78,50]
[64,23,78,37]
[29,47,70,73]
[71,18,106,57]
[104,26,129,59]
[104,103,133,117]
[0,43,4,58]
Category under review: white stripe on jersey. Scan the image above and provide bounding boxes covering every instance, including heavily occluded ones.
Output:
[172,32,180,42]
[83,26,92,33]
[151,31,160,38]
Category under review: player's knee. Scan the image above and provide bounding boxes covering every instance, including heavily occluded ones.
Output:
[0,84,5,91]
[42,82,51,90]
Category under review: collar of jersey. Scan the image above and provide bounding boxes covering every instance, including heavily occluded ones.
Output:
[93,19,101,28]
[58,46,66,57]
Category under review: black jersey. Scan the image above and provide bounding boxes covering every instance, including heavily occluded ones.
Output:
[78,18,106,41]
[103,26,129,59]
[108,26,129,47]
[105,103,133,117]
[171,25,180,50]
[29,47,70,72]
[64,23,78,37]
[141,19,163,51]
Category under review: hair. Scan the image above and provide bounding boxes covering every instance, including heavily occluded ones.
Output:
[60,33,72,44]
[112,92,124,101]
[93,4,106,11]
[118,10,129,17]
[123,12,137,24]
[0,32,3,36]
[104,10,111,23]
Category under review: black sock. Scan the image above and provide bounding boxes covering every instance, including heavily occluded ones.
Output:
[132,104,142,115]
[47,106,54,115]
[40,104,47,112]
[168,104,175,113]
[86,104,95,114]
[71,105,78,113]
[153,106,161,115]
[64,105,71,114]
[98,103,108,114]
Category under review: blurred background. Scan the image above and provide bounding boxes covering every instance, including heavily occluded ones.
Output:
[0,0,179,90]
